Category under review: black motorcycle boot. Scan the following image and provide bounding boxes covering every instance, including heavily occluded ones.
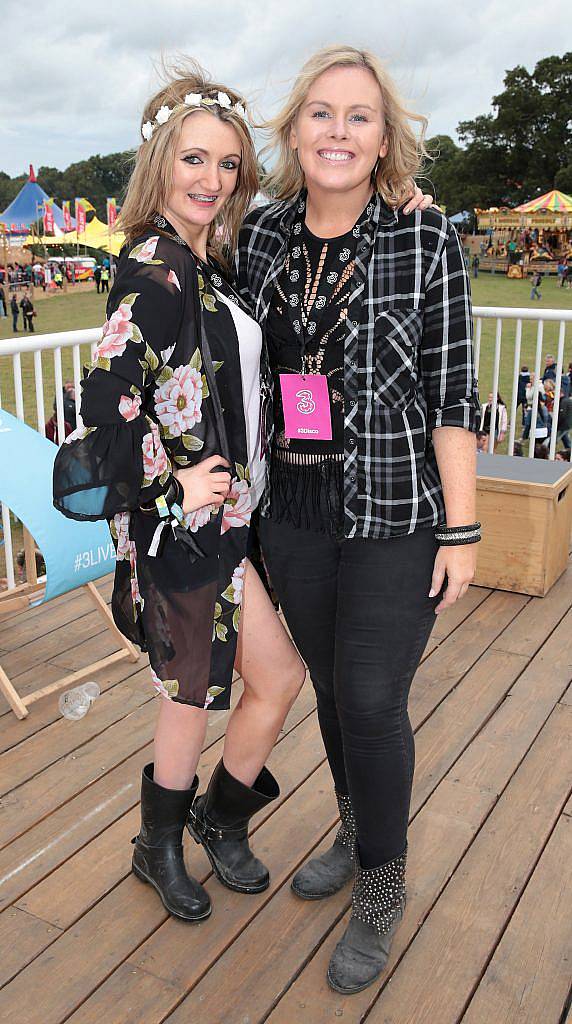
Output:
[327,847,407,994]
[291,791,356,899]
[187,759,279,894]
[131,763,211,922]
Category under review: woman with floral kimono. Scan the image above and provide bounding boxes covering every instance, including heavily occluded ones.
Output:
[53,64,307,922]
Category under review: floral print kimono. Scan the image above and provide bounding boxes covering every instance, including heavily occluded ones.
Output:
[53,217,261,710]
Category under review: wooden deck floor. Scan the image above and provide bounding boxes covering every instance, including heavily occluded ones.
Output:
[0,559,571,1024]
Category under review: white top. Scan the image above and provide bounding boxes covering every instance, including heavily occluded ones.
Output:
[214,288,266,509]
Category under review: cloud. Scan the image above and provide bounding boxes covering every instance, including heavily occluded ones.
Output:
[0,0,568,175]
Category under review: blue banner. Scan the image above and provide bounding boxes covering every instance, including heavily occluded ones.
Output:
[0,410,115,602]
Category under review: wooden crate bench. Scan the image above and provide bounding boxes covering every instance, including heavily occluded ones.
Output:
[475,453,572,596]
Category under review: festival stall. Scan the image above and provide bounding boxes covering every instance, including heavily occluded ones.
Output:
[476,190,572,274]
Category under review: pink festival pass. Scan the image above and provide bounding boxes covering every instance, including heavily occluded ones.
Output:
[279,373,332,441]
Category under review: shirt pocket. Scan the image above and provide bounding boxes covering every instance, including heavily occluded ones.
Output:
[373,305,423,410]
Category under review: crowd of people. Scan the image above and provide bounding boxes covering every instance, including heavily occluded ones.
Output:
[477,355,572,460]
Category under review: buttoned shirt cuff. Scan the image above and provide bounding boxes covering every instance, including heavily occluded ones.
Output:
[428,394,481,434]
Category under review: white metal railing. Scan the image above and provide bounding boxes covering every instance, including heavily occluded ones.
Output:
[473,306,571,461]
[0,328,99,589]
[1,307,571,588]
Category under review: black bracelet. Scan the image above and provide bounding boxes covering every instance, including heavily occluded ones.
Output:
[139,476,184,517]
[436,522,481,535]
[437,533,482,547]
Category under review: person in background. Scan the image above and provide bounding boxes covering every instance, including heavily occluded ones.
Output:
[557,260,566,287]
[479,392,507,450]
[542,354,557,384]
[556,387,572,454]
[63,381,77,429]
[471,254,479,279]
[94,263,102,293]
[100,264,110,293]
[522,394,551,448]
[45,400,73,444]
[476,430,488,454]
[0,282,6,318]
[10,292,19,331]
[543,378,555,416]
[53,265,64,289]
[19,292,35,331]
[529,269,542,300]
[516,365,530,426]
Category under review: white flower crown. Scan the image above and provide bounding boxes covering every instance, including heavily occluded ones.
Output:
[141,91,248,141]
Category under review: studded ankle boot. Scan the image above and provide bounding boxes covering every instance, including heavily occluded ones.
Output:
[327,846,407,994]
[291,791,356,899]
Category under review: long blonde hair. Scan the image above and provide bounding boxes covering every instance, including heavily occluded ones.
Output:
[119,59,258,265]
[261,45,429,206]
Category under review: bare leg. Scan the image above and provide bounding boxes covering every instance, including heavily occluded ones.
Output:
[223,558,305,787]
[154,699,208,790]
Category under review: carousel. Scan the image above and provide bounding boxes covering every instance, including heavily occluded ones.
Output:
[475,190,572,276]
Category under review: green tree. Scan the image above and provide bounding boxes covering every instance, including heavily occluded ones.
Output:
[457,53,572,207]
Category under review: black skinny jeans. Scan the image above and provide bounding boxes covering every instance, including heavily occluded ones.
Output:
[259,517,440,868]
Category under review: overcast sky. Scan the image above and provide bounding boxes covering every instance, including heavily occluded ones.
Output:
[1,0,570,178]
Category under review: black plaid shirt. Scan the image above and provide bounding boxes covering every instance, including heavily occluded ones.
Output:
[236,190,480,539]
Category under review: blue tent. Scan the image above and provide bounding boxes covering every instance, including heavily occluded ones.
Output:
[0,166,74,234]
[450,210,472,225]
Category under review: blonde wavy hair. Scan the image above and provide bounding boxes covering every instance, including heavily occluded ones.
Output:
[261,45,429,206]
[119,59,258,265]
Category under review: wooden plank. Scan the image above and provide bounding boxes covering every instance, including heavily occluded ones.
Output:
[0,574,112,631]
[450,606,572,793]
[462,815,572,1024]
[54,612,546,1023]
[0,578,568,1020]
[412,648,528,810]
[0,906,62,988]
[0,656,147,755]
[364,704,572,1024]
[430,586,492,641]
[0,698,158,850]
[0,578,111,652]
[0,613,109,678]
[491,561,572,658]
[0,760,339,1024]
[15,690,320,931]
[411,590,527,725]
[261,611,572,1022]
[0,667,154,797]
[0,684,237,908]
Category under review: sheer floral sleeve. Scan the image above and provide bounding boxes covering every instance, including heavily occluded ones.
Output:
[53,236,184,521]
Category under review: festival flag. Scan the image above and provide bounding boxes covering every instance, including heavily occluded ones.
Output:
[62,200,72,233]
[75,198,87,236]
[106,197,117,229]
[43,199,55,235]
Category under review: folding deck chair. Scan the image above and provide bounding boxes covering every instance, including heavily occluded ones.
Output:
[0,409,138,719]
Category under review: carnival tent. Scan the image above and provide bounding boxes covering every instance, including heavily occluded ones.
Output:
[514,190,572,214]
[0,166,74,233]
[24,216,125,256]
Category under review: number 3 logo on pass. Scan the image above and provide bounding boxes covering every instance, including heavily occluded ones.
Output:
[295,389,316,415]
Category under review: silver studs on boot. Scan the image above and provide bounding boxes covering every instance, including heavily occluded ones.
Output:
[334,791,357,852]
[351,846,407,934]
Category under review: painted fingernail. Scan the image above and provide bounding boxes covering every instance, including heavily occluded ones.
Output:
[428,587,436,597]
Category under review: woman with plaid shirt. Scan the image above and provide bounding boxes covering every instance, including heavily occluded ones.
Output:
[237,45,480,994]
